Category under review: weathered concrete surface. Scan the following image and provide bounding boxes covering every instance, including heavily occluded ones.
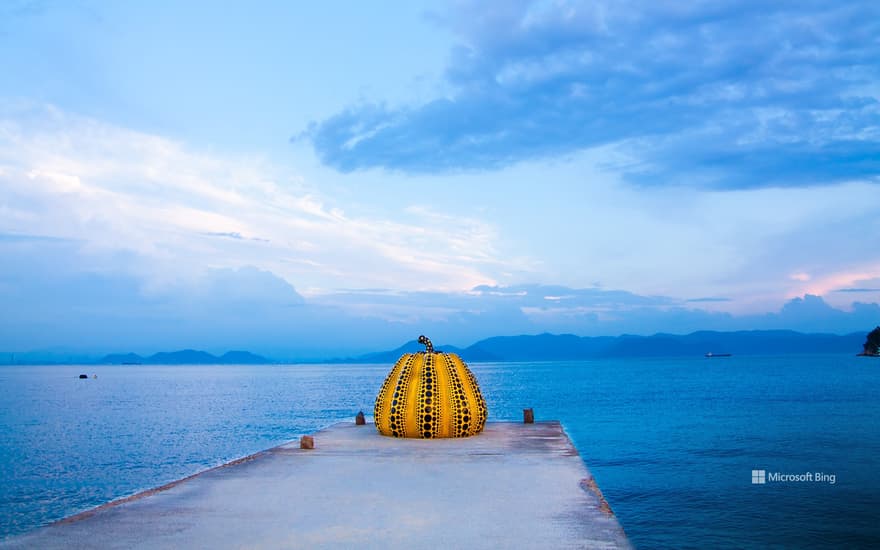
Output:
[2,422,631,549]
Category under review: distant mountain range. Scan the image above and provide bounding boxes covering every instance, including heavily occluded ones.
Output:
[335,330,867,363]
[100,349,269,365]
[1,330,868,365]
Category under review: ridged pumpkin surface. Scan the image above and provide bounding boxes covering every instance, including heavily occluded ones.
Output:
[374,337,487,438]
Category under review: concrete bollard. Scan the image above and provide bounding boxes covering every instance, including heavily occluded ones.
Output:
[523,408,534,424]
[300,435,315,449]
[355,411,366,425]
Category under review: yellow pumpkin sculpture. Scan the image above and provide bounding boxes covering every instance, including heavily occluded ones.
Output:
[375,335,487,438]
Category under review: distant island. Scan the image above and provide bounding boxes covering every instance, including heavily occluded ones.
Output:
[858,326,880,357]
[2,330,871,365]
[331,329,866,363]
[100,349,270,365]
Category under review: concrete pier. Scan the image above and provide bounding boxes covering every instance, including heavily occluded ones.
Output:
[2,421,631,549]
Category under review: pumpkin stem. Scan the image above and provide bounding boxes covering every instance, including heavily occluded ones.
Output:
[418,335,433,353]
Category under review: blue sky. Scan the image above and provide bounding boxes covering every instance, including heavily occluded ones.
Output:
[1,1,879,357]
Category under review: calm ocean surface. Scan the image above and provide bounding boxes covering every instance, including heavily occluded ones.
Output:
[1,355,878,548]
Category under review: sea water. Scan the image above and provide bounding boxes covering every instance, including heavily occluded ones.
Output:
[1,355,878,548]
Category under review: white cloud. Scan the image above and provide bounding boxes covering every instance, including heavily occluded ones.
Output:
[0,103,510,292]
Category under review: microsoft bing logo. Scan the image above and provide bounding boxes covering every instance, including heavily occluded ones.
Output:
[751,468,836,485]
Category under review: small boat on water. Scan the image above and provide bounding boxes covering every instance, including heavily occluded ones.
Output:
[705,352,732,358]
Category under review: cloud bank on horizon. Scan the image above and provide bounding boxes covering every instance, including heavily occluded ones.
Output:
[2,238,878,357]
[1,1,879,355]
[307,1,880,187]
